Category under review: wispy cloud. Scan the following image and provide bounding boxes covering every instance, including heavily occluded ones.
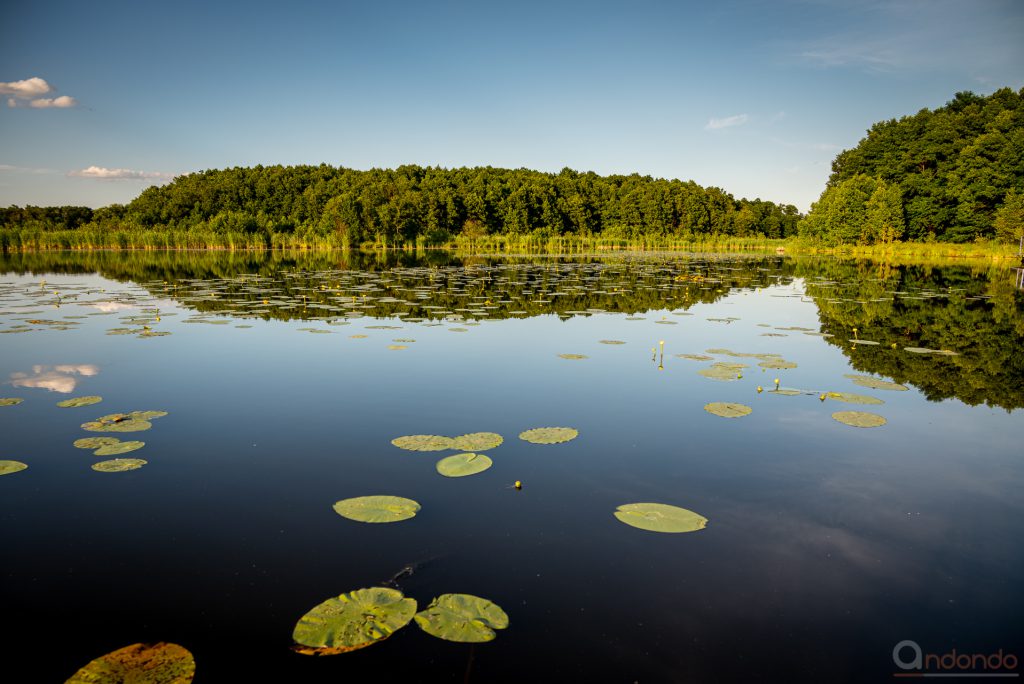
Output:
[705,114,749,130]
[70,166,172,181]
[2,76,79,108]
[0,163,57,175]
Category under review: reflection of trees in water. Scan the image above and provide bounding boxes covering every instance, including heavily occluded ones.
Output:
[798,258,1024,410]
[4,251,1021,409]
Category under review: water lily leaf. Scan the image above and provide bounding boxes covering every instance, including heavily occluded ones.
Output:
[82,419,152,433]
[614,503,708,533]
[129,410,168,420]
[599,340,626,345]
[57,396,103,408]
[0,460,28,476]
[64,642,195,683]
[94,441,145,456]
[849,339,879,345]
[758,359,797,369]
[387,345,407,350]
[767,388,803,396]
[826,392,884,405]
[391,435,454,452]
[698,366,740,381]
[519,427,578,444]
[92,458,147,472]
[292,587,417,655]
[675,353,714,361]
[436,453,493,477]
[844,374,909,391]
[74,437,121,450]
[450,432,503,451]
[832,411,887,428]
[704,402,752,418]
[414,594,509,643]
[0,398,24,406]
[557,353,588,360]
[333,495,420,523]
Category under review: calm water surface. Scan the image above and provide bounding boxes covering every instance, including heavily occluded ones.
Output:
[1,251,1022,683]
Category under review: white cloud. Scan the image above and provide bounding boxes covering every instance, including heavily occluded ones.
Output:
[28,95,78,108]
[2,76,78,108]
[0,77,52,98]
[705,114,749,130]
[70,165,171,181]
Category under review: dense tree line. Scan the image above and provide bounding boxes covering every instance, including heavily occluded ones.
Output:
[1,166,801,244]
[801,87,1024,244]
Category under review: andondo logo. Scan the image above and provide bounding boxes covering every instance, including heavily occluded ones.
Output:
[893,640,1020,678]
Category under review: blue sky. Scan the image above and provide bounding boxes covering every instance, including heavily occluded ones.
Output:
[1,0,1022,211]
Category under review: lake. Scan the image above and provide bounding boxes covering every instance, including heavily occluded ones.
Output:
[2,250,1022,683]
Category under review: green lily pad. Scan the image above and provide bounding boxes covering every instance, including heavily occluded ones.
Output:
[849,339,879,345]
[391,434,454,451]
[614,503,708,533]
[333,495,421,523]
[450,432,503,451]
[292,587,418,655]
[64,642,195,684]
[82,419,152,433]
[94,441,145,456]
[598,340,626,345]
[767,388,803,396]
[57,396,103,408]
[0,398,24,406]
[0,460,28,476]
[844,374,909,391]
[675,353,714,361]
[436,453,493,477]
[414,594,509,643]
[92,458,147,472]
[832,411,887,428]
[129,410,168,420]
[698,365,741,381]
[74,437,121,449]
[826,392,884,405]
[557,353,588,360]
[758,359,797,369]
[519,427,578,444]
[704,402,752,418]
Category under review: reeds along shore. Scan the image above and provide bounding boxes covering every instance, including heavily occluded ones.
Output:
[0,228,1019,260]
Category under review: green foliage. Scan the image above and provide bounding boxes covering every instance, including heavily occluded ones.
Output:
[808,87,1024,243]
[994,189,1024,243]
[1,165,802,249]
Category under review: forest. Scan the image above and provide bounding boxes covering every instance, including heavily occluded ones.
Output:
[0,167,800,249]
[799,87,1024,245]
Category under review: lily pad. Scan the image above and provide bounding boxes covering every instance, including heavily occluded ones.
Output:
[82,419,152,433]
[74,437,121,449]
[414,594,509,643]
[436,453,493,477]
[675,353,714,361]
[598,340,626,345]
[292,587,417,655]
[129,410,168,420]
[0,398,24,406]
[698,365,740,381]
[94,441,145,456]
[333,495,421,523]
[767,388,803,396]
[614,503,708,533]
[57,396,103,408]
[450,432,503,451]
[826,392,884,405]
[391,434,454,452]
[519,427,578,444]
[64,642,195,684]
[704,402,752,418]
[0,460,28,476]
[757,359,797,369]
[92,458,147,472]
[832,411,887,428]
[844,374,909,391]
[557,353,588,360]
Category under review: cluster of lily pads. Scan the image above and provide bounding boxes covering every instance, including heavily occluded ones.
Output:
[74,409,168,472]
[684,346,903,428]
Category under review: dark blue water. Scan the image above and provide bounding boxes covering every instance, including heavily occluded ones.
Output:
[1,252,1021,682]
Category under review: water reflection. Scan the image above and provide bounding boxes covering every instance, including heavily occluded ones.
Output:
[9,363,100,393]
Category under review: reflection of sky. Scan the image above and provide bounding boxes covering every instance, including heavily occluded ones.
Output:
[9,364,99,393]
